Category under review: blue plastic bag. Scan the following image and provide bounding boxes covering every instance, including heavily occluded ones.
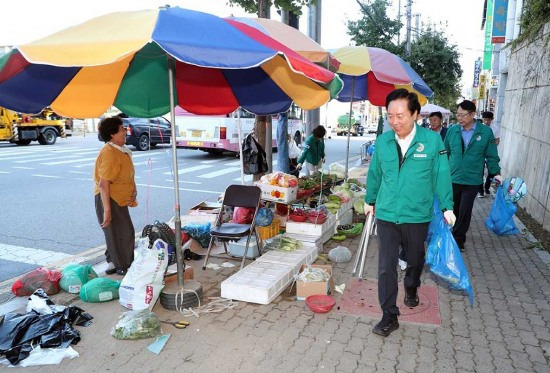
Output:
[425,219,474,305]
[425,196,443,245]
[182,223,211,248]
[255,207,274,227]
[485,185,519,236]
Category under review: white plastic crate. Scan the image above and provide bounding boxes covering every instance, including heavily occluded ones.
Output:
[221,261,294,305]
[284,232,323,247]
[285,213,337,236]
[321,223,336,243]
[256,242,318,275]
[337,200,353,216]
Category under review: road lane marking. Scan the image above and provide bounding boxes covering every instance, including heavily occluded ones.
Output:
[136,183,222,194]
[32,174,64,178]
[12,166,34,169]
[0,171,11,174]
[165,179,202,185]
[233,175,253,182]
[197,167,241,178]
[164,164,212,175]
[69,171,89,174]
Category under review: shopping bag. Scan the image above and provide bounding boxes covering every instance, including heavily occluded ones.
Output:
[426,219,474,305]
[119,238,169,311]
[59,264,98,294]
[485,185,519,236]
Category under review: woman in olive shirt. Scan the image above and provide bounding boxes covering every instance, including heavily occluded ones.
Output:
[94,117,137,275]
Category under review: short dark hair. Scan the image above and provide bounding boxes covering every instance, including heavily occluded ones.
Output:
[457,100,476,112]
[385,89,421,116]
[429,111,443,119]
[98,116,123,143]
[482,111,494,119]
[312,125,326,138]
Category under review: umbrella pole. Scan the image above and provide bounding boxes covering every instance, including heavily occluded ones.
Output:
[167,57,184,287]
[344,77,356,179]
[237,108,245,185]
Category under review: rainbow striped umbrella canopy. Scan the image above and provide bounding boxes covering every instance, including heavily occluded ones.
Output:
[0,7,342,118]
[333,46,433,106]
[230,17,340,71]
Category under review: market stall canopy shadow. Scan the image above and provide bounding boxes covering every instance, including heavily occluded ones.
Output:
[0,7,343,118]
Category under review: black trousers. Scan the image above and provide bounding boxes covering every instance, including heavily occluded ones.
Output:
[452,183,479,246]
[479,162,495,194]
[95,194,135,270]
[377,219,430,315]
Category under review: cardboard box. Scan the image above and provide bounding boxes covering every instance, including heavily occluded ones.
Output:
[296,264,334,300]
[188,201,222,215]
[254,182,297,203]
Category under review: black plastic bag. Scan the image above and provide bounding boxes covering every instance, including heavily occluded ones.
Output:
[242,133,268,175]
[0,290,93,365]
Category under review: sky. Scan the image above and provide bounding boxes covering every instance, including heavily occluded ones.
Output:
[0,0,485,102]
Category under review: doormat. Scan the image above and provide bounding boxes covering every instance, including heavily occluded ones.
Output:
[335,278,441,326]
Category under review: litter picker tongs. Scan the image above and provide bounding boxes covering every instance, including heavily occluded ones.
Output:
[352,212,376,279]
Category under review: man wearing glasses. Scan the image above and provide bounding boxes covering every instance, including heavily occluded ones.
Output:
[444,100,502,251]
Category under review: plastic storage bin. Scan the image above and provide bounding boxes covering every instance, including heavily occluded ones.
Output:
[256,219,280,240]
[228,236,260,259]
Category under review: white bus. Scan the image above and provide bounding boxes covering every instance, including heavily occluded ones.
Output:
[174,106,304,154]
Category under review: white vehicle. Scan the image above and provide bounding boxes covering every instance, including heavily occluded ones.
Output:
[175,107,304,154]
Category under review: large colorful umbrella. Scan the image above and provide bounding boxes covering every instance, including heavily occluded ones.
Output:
[333,46,433,106]
[332,46,433,178]
[0,7,342,118]
[421,103,451,116]
[231,17,340,71]
[0,6,342,286]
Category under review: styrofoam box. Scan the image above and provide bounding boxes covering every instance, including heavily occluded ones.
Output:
[221,261,294,304]
[254,182,298,203]
[285,212,337,236]
[256,242,318,275]
[321,223,336,243]
[228,236,260,259]
[337,200,353,216]
[284,232,323,246]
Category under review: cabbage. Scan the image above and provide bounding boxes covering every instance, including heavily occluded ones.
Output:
[353,199,365,214]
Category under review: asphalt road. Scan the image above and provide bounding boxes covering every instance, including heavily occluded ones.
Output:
[0,133,371,282]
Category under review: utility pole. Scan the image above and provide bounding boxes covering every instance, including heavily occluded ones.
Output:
[306,0,322,136]
[405,0,412,57]
[414,14,420,41]
[397,0,401,44]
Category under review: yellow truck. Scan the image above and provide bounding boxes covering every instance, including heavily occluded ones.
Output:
[0,107,67,145]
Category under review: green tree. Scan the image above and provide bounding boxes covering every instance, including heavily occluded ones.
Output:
[409,27,462,110]
[347,0,463,108]
[227,0,314,17]
[347,0,404,56]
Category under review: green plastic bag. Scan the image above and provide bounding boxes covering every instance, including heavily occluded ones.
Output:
[80,278,121,303]
[59,264,98,294]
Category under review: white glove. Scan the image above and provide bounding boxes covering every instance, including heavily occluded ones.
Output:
[296,163,302,171]
[364,203,374,216]
[494,175,503,185]
[443,210,456,227]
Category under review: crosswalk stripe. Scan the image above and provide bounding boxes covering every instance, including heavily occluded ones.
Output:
[0,171,11,174]
[12,166,34,169]
[165,179,202,184]
[200,159,222,164]
[42,156,97,165]
[197,167,241,179]
[224,160,240,166]
[233,175,253,182]
[164,164,212,175]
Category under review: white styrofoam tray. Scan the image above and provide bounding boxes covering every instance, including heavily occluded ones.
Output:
[221,261,294,305]
[256,242,318,275]
[336,209,353,227]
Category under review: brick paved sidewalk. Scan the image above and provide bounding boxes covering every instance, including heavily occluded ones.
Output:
[1,190,549,372]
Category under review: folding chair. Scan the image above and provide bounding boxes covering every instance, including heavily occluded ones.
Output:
[202,184,262,270]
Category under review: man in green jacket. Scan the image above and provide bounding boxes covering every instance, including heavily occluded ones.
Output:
[365,89,455,337]
[444,100,502,251]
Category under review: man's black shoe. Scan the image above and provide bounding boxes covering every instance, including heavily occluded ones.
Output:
[184,249,204,261]
[404,286,419,307]
[458,242,465,252]
[372,313,399,337]
[105,268,116,275]
[115,268,128,276]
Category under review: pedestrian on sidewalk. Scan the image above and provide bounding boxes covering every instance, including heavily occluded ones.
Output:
[365,89,455,337]
[429,111,448,140]
[444,102,502,251]
[296,125,326,176]
[94,116,138,276]
[478,111,500,197]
